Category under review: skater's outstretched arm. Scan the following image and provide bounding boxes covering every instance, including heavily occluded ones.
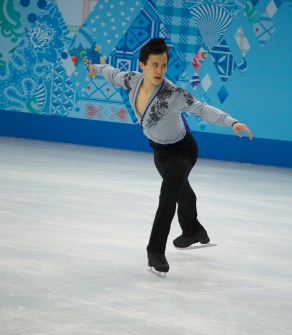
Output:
[88,63,138,91]
[173,86,253,140]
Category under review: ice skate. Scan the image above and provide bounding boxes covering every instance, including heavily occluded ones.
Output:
[173,228,210,249]
[147,252,169,278]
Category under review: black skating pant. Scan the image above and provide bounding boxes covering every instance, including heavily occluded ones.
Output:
[147,132,204,254]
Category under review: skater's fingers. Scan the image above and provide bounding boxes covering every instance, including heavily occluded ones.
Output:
[232,122,253,140]
[87,64,96,78]
[244,127,253,140]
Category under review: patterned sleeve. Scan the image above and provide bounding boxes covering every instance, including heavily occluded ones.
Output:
[123,71,137,92]
[175,87,237,127]
[93,64,136,91]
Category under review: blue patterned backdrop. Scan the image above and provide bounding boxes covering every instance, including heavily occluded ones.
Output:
[0,0,292,143]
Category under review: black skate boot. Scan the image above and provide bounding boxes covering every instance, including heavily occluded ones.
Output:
[173,228,210,248]
[147,252,169,277]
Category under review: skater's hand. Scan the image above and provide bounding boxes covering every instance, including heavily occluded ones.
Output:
[87,64,96,78]
[232,122,253,140]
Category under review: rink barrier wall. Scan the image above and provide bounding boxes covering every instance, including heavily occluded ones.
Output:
[0,110,291,168]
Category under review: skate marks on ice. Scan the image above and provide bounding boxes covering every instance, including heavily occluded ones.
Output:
[148,244,218,278]
[148,267,167,279]
[175,243,217,250]
[147,244,217,278]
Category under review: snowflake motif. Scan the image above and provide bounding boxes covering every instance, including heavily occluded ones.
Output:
[124,71,136,91]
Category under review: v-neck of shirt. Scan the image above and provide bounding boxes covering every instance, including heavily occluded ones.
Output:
[133,76,164,125]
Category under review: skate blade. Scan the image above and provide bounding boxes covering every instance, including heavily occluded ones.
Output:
[175,243,217,250]
[148,266,167,279]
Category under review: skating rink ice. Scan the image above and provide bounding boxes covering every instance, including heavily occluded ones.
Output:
[0,137,291,335]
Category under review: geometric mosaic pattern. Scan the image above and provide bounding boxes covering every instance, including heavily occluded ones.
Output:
[107,0,186,123]
[234,25,249,74]
[155,0,199,63]
[73,74,132,123]
[109,0,185,82]
[0,0,288,133]
[246,0,284,47]
[190,3,233,50]
[235,27,250,56]
[75,0,143,58]
[56,0,99,37]
[50,61,75,116]
[209,37,237,83]
[217,84,229,104]
[185,1,244,107]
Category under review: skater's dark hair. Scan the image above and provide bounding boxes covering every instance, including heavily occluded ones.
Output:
[139,38,169,65]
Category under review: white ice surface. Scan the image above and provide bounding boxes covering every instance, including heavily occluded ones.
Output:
[0,137,291,335]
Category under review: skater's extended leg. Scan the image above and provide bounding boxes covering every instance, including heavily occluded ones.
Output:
[174,175,210,248]
[177,180,204,235]
[174,182,210,248]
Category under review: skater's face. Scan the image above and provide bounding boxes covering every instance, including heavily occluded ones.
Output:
[139,52,168,87]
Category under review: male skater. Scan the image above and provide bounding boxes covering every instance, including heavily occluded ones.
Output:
[88,38,252,275]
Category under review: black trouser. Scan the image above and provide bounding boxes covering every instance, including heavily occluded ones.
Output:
[147,132,204,254]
